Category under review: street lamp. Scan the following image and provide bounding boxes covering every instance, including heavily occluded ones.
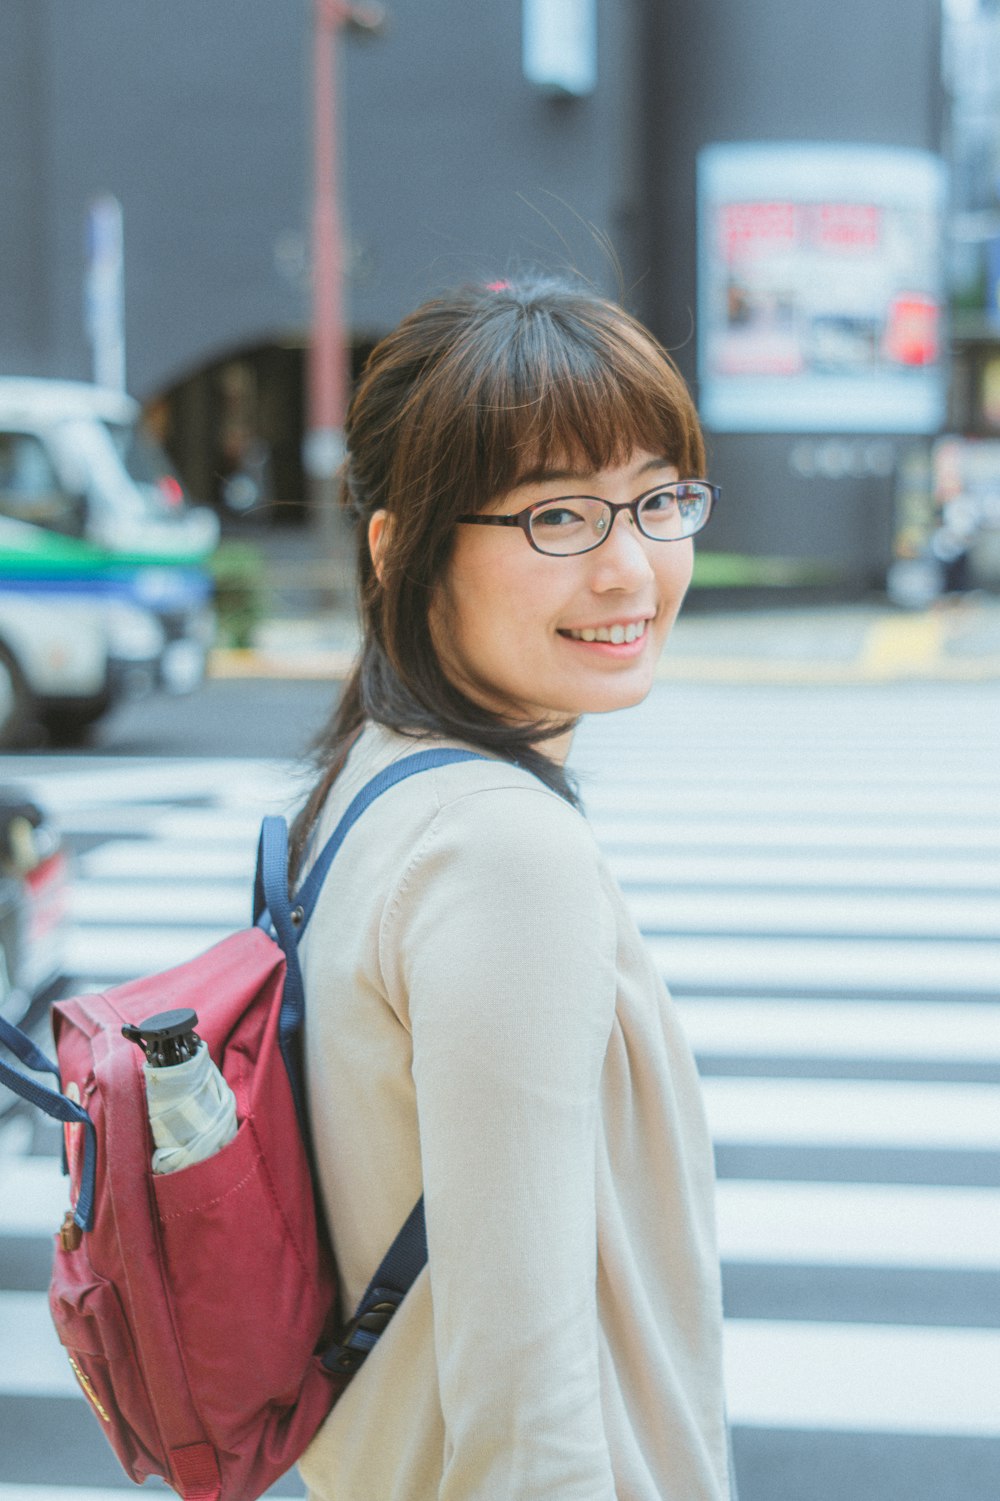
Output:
[305,0,385,562]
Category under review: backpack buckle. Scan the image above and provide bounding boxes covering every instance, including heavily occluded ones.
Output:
[59,1209,83,1253]
[322,1287,403,1374]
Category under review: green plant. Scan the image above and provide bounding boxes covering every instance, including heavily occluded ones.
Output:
[208,541,267,648]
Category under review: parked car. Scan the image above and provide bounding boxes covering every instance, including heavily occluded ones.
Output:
[0,571,165,745]
[0,378,217,556]
[0,378,218,742]
[0,787,69,1027]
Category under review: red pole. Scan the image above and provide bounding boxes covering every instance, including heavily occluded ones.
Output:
[307,0,348,542]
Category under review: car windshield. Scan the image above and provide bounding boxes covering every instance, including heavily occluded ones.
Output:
[102,421,188,515]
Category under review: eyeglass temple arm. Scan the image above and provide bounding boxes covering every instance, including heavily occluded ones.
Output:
[456,514,521,526]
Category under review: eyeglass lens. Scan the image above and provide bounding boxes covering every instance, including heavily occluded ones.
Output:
[528,483,712,556]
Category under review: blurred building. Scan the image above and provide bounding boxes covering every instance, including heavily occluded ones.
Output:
[0,0,952,586]
[946,0,1000,430]
[645,0,946,587]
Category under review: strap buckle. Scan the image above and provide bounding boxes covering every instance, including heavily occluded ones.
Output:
[322,1287,403,1375]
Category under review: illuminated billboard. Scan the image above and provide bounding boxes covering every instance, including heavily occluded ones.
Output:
[697,143,947,433]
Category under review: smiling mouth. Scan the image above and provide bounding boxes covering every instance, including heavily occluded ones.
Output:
[561,620,649,644]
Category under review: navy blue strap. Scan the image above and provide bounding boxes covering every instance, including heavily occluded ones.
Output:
[294,748,489,931]
[256,811,317,1146]
[257,749,488,1106]
[254,747,487,1371]
[0,1013,61,1085]
[322,1198,429,1374]
[0,1015,97,1232]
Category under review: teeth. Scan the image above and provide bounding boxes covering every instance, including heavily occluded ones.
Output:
[567,621,647,644]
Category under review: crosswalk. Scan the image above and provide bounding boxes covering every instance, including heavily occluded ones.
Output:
[1,677,999,1500]
[575,683,1000,1499]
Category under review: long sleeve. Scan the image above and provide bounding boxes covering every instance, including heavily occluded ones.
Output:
[298,730,732,1501]
[381,785,619,1500]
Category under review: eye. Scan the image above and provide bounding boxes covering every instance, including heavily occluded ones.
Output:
[531,503,589,530]
[640,488,679,516]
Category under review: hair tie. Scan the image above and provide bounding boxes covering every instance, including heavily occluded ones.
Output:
[486,280,512,292]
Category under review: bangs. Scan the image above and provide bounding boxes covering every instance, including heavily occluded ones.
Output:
[438,296,705,508]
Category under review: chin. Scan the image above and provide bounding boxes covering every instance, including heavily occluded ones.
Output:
[584,688,655,716]
[566,672,657,718]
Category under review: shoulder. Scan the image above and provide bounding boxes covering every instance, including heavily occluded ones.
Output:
[414,752,601,883]
[340,724,596,865]
[382,755,617,1037]
[313,728,607,925]
[376,750,610,948]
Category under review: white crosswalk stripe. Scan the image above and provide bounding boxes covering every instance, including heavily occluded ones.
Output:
[0,1490,173,1501]
[67,880,250,925]
[675,997,1000,1060]
[1,679,999,1498]
[610,850,1000,889]
[592,815,1000,851]
[725,1321,1000,1437]
[704,1077,1000,1150]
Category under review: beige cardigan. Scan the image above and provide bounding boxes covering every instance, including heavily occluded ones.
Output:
[297,724,732,1501]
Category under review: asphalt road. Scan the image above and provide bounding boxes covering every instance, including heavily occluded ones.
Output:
[75,678,340,760]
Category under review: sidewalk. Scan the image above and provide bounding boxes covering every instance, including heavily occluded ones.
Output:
[210,596,1000,686]
[209,521,1000,684]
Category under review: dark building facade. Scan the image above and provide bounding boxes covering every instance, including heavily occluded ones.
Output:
[637,0,945,582]
[1,0,943,579]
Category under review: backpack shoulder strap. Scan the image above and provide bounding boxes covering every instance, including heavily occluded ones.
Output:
[257,746,487,1076]
[256,747,488,1374]
[256,747,488,1024]
[0,1015,98,1231]
[298,746,489,930]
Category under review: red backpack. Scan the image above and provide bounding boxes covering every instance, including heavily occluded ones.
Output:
[0,749,482,1501]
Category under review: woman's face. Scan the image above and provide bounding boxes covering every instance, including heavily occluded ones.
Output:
[430,449,694,744]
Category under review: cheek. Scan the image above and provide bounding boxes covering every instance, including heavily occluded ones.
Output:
[657,540,695,603]
[430,543,524,679]
[446,539,557,640]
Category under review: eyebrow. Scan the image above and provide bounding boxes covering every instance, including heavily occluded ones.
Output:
[512,455,675,489]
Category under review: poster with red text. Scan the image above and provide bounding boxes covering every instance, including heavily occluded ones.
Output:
[697,144,947,433]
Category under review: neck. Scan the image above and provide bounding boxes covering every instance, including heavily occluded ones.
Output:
[534,725,575,765]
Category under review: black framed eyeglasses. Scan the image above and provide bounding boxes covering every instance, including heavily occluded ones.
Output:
[456,481,719,557]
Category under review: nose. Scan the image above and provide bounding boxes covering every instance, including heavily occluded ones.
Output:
[588,509,655,592]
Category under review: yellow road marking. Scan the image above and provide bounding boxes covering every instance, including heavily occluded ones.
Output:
[859,612,947,679]
[209,647,354,680]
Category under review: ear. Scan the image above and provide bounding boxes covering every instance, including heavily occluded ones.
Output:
[368,509,391,582]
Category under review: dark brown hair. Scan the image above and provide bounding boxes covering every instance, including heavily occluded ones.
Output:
[290,276,705,874]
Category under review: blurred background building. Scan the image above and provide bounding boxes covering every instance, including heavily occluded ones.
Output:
[3,0,1000,592]
[947,0,1000,417]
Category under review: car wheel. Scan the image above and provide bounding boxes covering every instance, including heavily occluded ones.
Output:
[0,647,31,749]
[38,700,109,746]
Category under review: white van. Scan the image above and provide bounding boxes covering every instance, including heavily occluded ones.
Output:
[0,379,218,742]
[0,378,217,555]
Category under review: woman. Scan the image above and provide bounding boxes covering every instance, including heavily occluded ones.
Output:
[294,277,734,1500]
